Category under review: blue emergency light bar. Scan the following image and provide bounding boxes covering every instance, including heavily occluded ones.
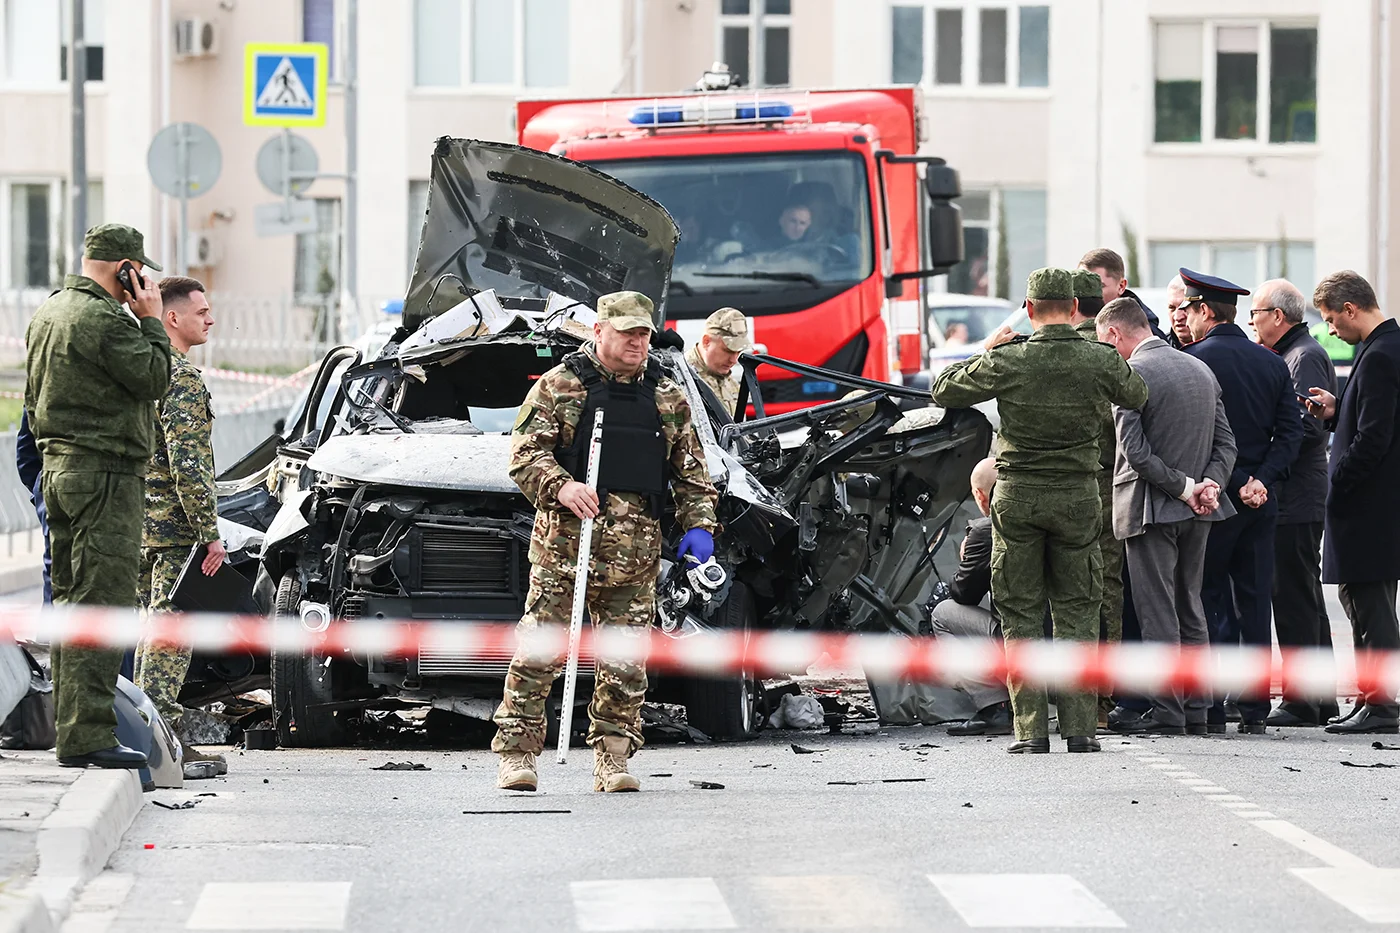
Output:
[627,100,794,126]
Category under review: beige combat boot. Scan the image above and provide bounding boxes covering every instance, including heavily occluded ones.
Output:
[497,750,538,791]
[592,736,640,792]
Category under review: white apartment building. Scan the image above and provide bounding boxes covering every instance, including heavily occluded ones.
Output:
[0,0,1396,314]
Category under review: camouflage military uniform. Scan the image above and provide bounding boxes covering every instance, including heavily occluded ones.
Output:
[491,345,719,756]
[25,225,171,759]
[931,268,1148,741]
[684,342,741,414]
[133,350,218,729]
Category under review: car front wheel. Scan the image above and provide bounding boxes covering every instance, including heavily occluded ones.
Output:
[270,572,352,748]
[681,583,762,741]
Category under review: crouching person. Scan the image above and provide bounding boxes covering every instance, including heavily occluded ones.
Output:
[492,292,719,793]
[935,457,1012,736]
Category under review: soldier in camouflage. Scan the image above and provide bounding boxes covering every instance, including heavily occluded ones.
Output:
[932,268,1149,753]
[1070,269,1124,721]
[684,307,750,416]
[493,291,719,793]
[133,276,228,777]
[25,224,170,770]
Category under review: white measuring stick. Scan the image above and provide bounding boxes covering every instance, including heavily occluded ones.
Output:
[557,409,604,765]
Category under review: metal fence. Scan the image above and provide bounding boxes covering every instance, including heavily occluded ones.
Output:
[0,290,399,372]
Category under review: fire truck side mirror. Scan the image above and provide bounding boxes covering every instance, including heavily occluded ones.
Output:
[924,163,963,270]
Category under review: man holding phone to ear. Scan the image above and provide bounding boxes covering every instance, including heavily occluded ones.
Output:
[25,224,172,770]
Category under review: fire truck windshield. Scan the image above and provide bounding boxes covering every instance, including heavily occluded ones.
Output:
[592,151,875,304]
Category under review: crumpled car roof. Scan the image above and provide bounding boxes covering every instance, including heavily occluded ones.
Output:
[403,137,680,332]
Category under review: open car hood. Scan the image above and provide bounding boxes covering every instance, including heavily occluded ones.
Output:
[403,138,680,332]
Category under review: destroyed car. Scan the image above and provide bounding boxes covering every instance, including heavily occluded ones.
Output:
[215,138,992,747]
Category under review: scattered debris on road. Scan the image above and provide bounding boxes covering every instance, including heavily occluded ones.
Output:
[372,761,431,771]
[1373,741,1400,751]
[1341,760,1397,769]
[1284,766,1302,772]
[462,809,571,814]
[791,743,828,754]
[642,704,710,744]
[152,800,199,810]
[689,780,725,790]
[769,694,826,730]
[648,773,674,778]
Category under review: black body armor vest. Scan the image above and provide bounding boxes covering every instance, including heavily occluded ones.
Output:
[555,352,668,515]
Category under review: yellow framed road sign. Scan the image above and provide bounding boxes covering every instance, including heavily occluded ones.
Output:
[244,42,329,128]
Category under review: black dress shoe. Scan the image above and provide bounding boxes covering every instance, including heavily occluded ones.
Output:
[1065,736,1102,753]
[1324,705,1400,735]
[1223,700,1242,722]
[1185,723,1209,736]
[1008,737,1050,754]
[1328,704,1363,726]
[1237,720,1268,735]
[1319,700,1341,723]
[1110,714,1185,736]
[1266,707,1319,728]
[1107,705,1145,728]
[58,744,148,770]
[1206,723,1227,734]
[948,702,1013,737]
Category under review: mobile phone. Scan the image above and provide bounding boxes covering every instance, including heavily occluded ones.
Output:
[116,261,141,299]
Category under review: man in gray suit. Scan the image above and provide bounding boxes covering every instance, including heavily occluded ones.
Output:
[1095,299,1238,734]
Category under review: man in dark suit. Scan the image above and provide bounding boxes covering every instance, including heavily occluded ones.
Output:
[1096,299,1237,734]
[1305,271,1400,735]
[1181,269,1304,733]
[1252,279,1340,727]
[934,457,1012,736]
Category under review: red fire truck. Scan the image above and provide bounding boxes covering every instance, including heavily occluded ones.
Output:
[517,72,963,411]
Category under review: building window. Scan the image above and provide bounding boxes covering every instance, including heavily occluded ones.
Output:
[295,199,342,301]
[302,0,345,82]
[58,0,104,82]
[890,4,1049,90]
[718,0,791,87]
[1153,21,1317,145]
[407,180,429,278]
[4,181,61,289]
[412,0,570,89]
[945,187,1045,300]
[1148,240,1316,294]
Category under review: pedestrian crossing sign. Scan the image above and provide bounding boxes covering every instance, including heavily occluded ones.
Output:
[244,43,328,127]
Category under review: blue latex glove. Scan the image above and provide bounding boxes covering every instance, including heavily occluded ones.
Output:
[677,528,714,564]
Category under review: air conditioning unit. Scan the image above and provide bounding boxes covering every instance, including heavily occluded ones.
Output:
[174,18,218,59]
[185,231,222,268]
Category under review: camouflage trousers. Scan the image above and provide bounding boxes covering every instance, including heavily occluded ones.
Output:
[134,545,194,729]
[492,563,654,757]
[991,477,1102,741]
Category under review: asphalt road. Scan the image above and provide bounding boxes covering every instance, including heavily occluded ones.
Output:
[89,718,1400,933]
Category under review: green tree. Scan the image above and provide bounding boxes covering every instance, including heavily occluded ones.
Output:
[1120,218,1141,287]
[994,193,1010,300]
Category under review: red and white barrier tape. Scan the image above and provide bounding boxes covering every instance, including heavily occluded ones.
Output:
[2,607,1395,701]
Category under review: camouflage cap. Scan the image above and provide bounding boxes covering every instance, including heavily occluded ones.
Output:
[1025,267,1073,301]
[703,306,751,351]
[1071,269,1102,300]
[596,291,656,332]
[83,223,162,271]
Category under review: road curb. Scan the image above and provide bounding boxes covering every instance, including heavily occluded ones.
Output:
[0,769,143,932]
[0,563,39,597]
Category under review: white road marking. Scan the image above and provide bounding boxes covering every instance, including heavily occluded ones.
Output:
[185,882,352,930]
[1234,811,1278,819]
[750,875,902,928]
[1135,756,1171,762]
[1188,786,1231,794]
[1149,763,1180,769]
[1252,820,1375,870]
[928,874,1126,928]
[1292,868,1400,922]
[1210,796,1248,803]
[571,878,736,931]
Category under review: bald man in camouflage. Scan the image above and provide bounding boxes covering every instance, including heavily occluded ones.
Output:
[932,268,1148,753]
[493,291,719,793]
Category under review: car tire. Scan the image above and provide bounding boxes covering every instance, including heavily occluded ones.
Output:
[682,583,762,742]
[270,572,351,748]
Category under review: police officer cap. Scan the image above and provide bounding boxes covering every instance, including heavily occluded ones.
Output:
[1071,269,1102,300]
[83,223,162,272]
[1025,267,1074,301]
[703,307,751,351]
[596,291,656,332]
[1179,267,1249,307]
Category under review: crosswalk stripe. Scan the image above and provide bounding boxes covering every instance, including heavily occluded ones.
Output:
[750,875,903,929]
[185,883,352,930]
[1292,867,1400,922]
[570,878,736,931]
[928,874,1127,928]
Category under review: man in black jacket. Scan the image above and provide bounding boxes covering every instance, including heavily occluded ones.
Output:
[1079,248,1169,342]
[1252,279,1340,726]
[933,457,1011,736]
[1305,271,1400,734]
[1182,269,1304,733]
